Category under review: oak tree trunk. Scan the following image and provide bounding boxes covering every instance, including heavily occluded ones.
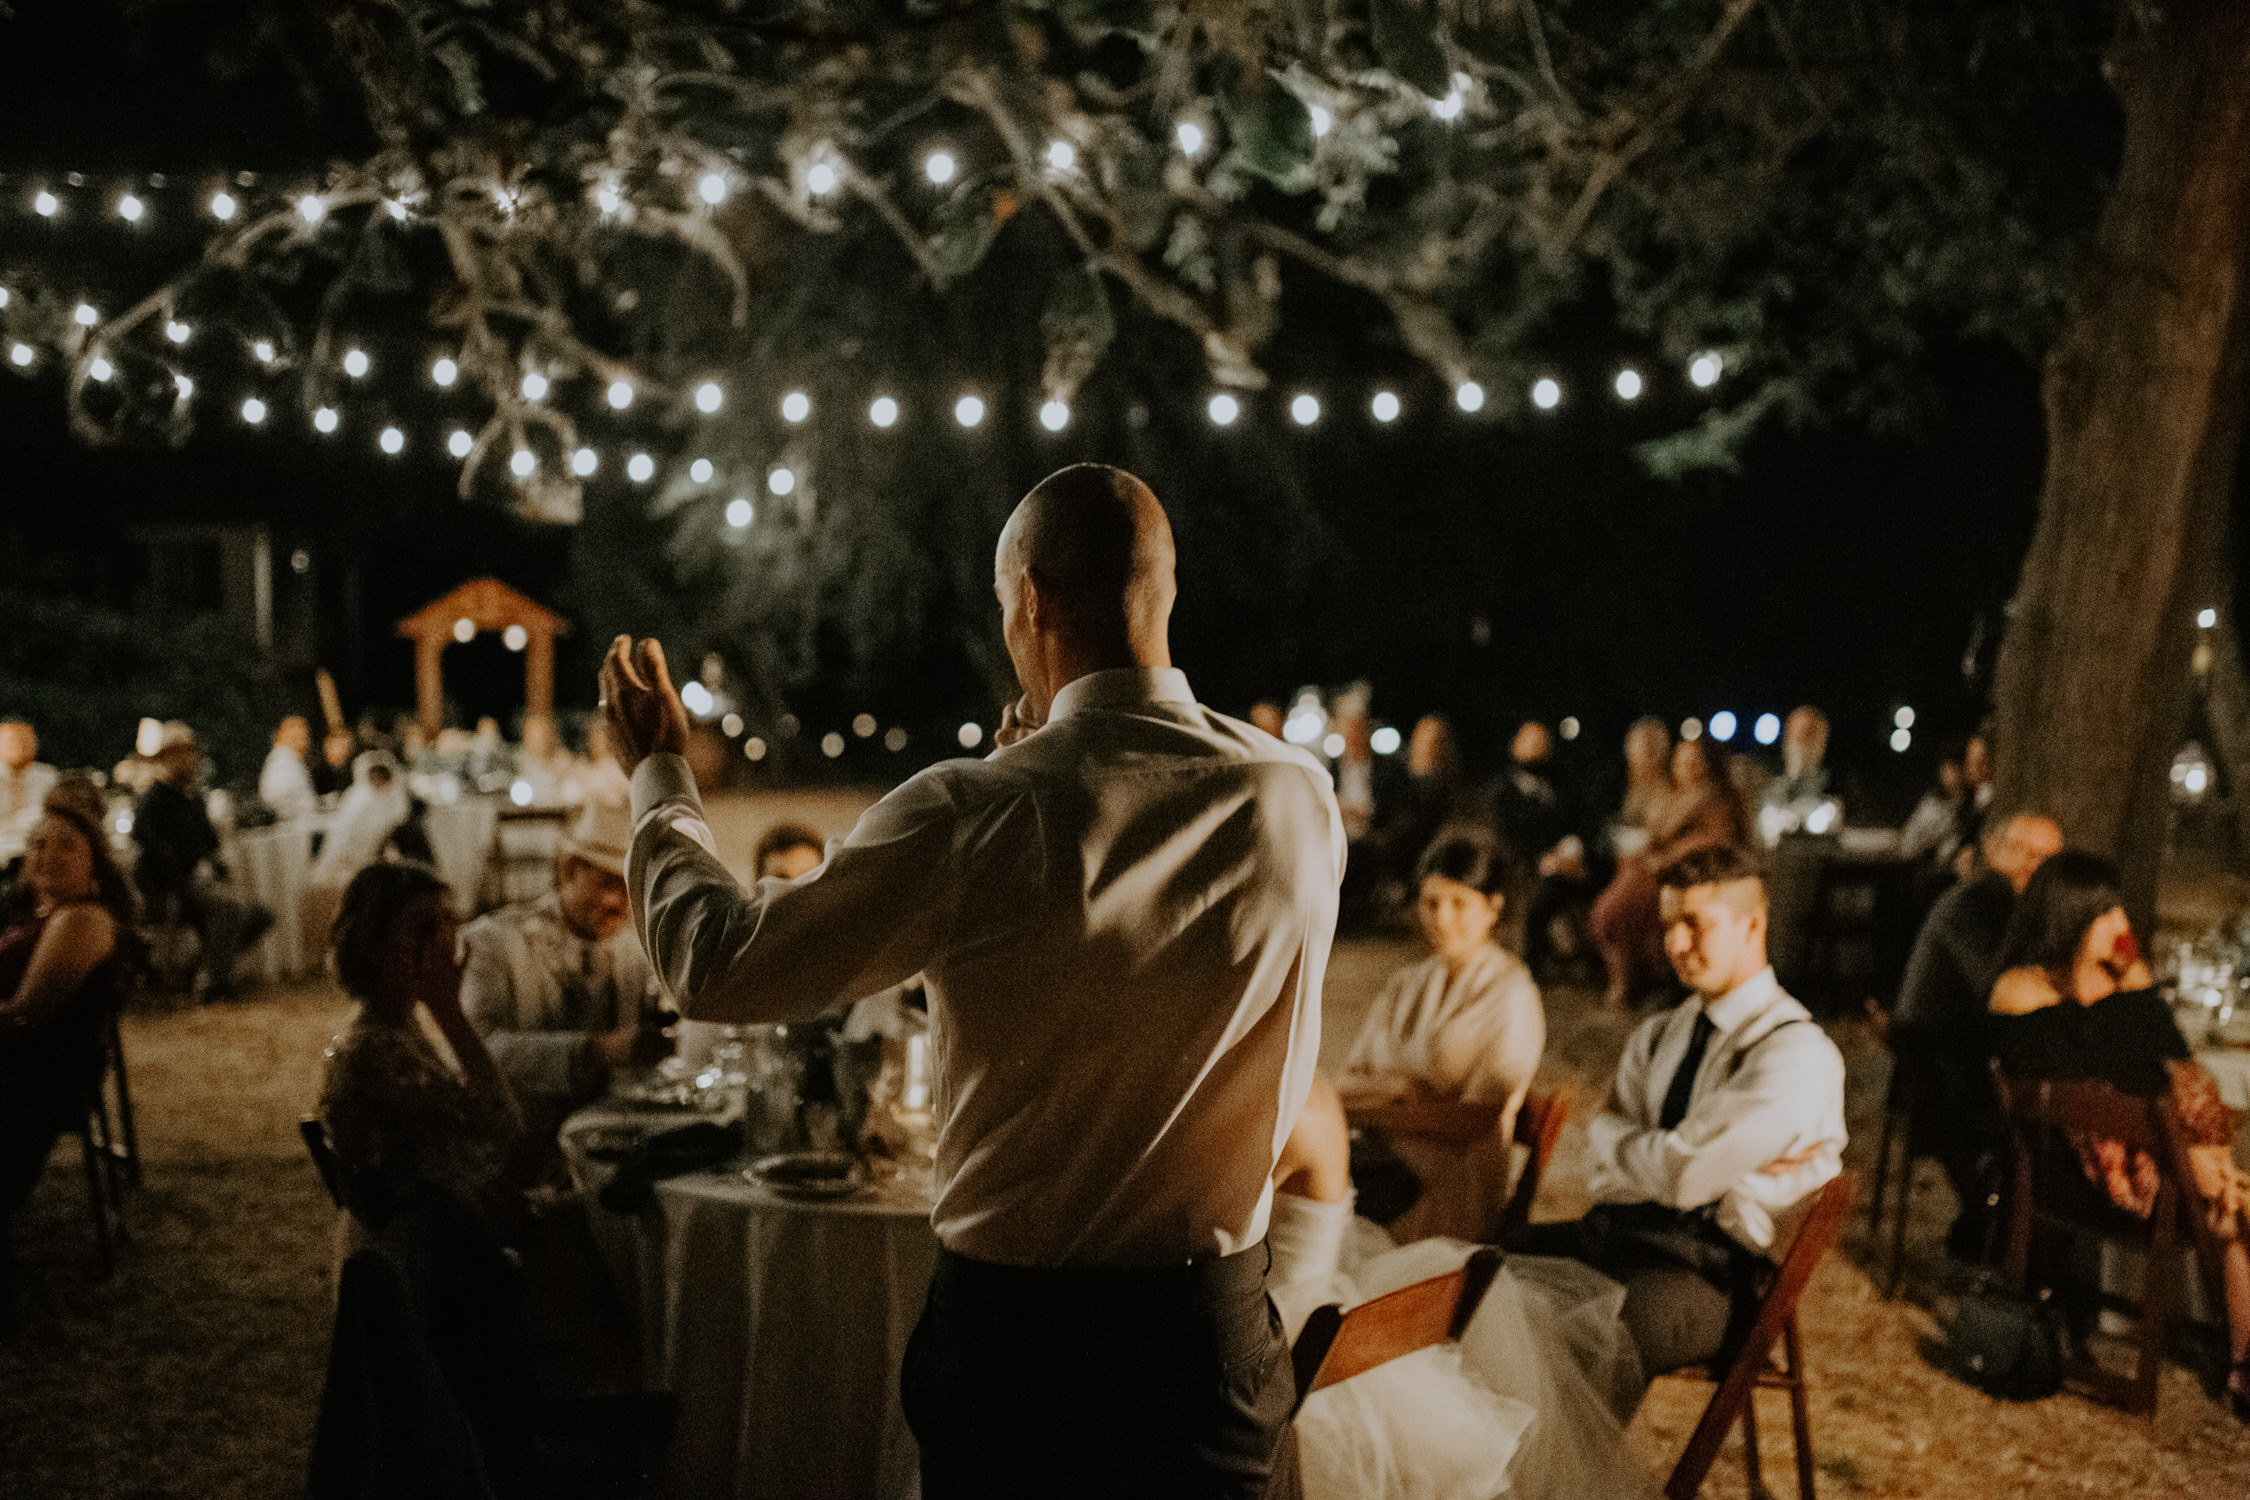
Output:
[1990,0,2250,927]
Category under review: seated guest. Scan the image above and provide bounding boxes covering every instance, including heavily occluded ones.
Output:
[0,720,58,865]
[1511,846,1846,1393]
[460,800,669,1140]
[302,751,430,953]
[1591,737,1747,1009]
[132,722,269,1002]
[1,808,141,1326]
[1988,852,2250,1420]
[1616,717,1673,833]
[1340,828,1544,1242]
[1754,706,1837,846]
[259,715,319,821]
[1892,811,2061,1256]
[753,822,825,883]
[1494,719,1598,980]
[1349,713,1484,929]
[1898,753,1969,867]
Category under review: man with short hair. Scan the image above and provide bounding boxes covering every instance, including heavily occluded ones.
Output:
[1509,844,1846,1390]
[258,716,318,820]
[1494,719,1596,977]
[751,822,825,884]
[1892,811,2063,1256]
[603,463,1342,1498]
[459,799,671,1140]
[133,723,270,1000]
[0,720,58,864]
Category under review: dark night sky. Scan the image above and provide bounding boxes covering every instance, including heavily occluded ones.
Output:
[1,6,2240,812]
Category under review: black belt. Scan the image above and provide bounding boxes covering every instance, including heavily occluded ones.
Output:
[931,1240,1273,1313]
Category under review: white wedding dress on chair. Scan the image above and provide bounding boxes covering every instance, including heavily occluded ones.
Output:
[1268,1193,1660,1500]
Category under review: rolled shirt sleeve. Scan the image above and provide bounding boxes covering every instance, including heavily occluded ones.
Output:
[627,752,957,1025]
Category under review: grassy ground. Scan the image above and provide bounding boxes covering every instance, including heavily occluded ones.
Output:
[2,789,2246,1496]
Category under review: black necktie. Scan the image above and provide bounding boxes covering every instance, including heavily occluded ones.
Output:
[1659,1008,1717,1130]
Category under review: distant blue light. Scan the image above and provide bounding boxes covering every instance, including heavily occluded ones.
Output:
[1753,712,1781,746]
[1709,711,1738,743]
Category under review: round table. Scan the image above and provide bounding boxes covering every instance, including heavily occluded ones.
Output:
[226,818,322,982]
[561,1102,939,1500]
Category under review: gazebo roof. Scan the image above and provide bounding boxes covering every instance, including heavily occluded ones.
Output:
[395,577,571,639]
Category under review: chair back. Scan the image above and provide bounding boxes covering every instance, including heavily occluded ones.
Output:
[1755,1168,1856,1339]
[1990,1065,2162,1149]
[301,1117,351,1211]
[1287,1245,1501,1417]
[1497,1088,1572,1238]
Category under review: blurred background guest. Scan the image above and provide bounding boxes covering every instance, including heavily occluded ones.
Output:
[1756,706,1838,846]
[1330,683,1377,842]
[1959,733,1996,848]
[302,751,426,954]
[1899,751,1969,868]
[0,720,58,866]
[1591,737,1748,1008]
[459,800,668,1141]
[316,726,359,799]
[1,807,142,1329]
[258,716,319,821]
[134,723,269,1002]
[1248,701,1286,740]
[1616,717,1673,833]
[1494,719,1598,982]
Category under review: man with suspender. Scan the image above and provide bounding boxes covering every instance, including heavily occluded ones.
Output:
[1509,843,1847,1393]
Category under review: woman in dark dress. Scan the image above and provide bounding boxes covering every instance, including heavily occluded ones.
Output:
[1987,851,2250,1418]
[1,808,141,1327]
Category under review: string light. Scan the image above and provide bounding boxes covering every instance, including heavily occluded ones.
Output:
[821,732,845,759]
[885,727,908,752]
[165,320,191,344]
[2200,607,2219,629]
[447,429,473,458]
[452,618,475,643]
[606,379,633,410]
[1689,352,1722,388]
[173,374,193,399]
[1208,393,1239,426]
[781,391,810,423]
[1039,399,1070,432]
[627,452,655,482]
[1175,121,1206,156]
[805,161,839,196]
[379,426,405,454]
[954,395,985,428]
[313,406,339,433]
[571,447,597,476]
[117,194,144,222]
[1614,368,1642,401]
[869,396,899,428]
[296,194,325,224]
[1371,390,1400,422]
[432,357,458,387]
[8,344,32,367]
[1890,727,1912,753]
[1530,377,1561,410]
[925,152,957,185]
[690,457,714,482]
[958,722,984,749]
[1894,706,1915,729]
[88,356,113,382]
[1430,72,1473,122]
[1754,713,1782,746]
[520,370,548,400]
[853,713,878,738]
[342,348,369,378]
[510,448,535,477]
[594,180,623,217]
[1454,381,1485,413]
[72,302,98,327]
[744,737,768,761]
[1045,140,1077,172]
[697,171,728,206]
[768,467,796,495]
[726,498,754,527]
[33,191,57,217]
[208,191,236,221]
[1290,393,1320,426]
[695,380,723,413]
[252,340,274,363]
[1308,105,1333,138]
[385,198,409,222]
[241,396,266,424]
[1709,711,1738,742]
[504,624,529,652]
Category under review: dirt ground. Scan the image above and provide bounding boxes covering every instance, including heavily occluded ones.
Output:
[2,789,2246,1497]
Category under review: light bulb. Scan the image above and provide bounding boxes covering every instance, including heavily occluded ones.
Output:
[954,395,985,428]
[252,340,275,363]
[697,172,728,205]
[595,181,623,216]
[2199,607,2219,629]
[88,356,113,382]
[297,194,325,224]
[1308,105,1332,138]
[1290,393,1320,426]
[1371,390,1400,422]
[432,357,457,387]
[510,448,536,477]
[1175,121,1205,156]
[342,348,369,378]
[958,723,984,749]
[520,370,548,400]
[1454,381,1485,413]
[448,429,474,458]
[869,396,899,428]
[627,452,654,482]
[73,303,98,327]
[571,448,597,476]
[1689,352,1722,388]
[165,320,191,344]
[1046,139,1076,172]
[690,458,714,483]
[1531,377,1561,410]
[174,374,193,399]
[781,391,810,423]
[117,194,144,222]
[925,152,957,185]
[805,161,839,195]
[314,406,339,433]
[7,344,31,368]
[604,378,633,410]
[695,381,723,413]
[208,191,236,221]
[379,426,405,455]
[33,191,58,217]
[1614,368,1642,401]
[1709,711,1738,742]
[452,618,475,643]
[768,468,795,495]
[1039,399,1069,432]
[726,498,755,529]
[241,397,267,424]
[1754,713,1781,746]
[1208,393,1239,427]
[1894,706,1915,729]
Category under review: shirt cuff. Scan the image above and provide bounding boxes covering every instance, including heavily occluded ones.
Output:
[631,752,700,822]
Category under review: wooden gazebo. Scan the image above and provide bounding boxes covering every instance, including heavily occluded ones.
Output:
[396,578,571,742]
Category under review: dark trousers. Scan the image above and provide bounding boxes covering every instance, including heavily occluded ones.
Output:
[902,1242,1295,1500]
[1508,1208,1751,1383]
[1893,1026,2008,1249]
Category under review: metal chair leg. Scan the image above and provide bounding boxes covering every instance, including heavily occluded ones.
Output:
[110,1017,141,1187]
[78,1115,113,1277]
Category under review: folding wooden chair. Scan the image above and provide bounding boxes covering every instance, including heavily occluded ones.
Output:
[1658,1169,1856,1500]
[1990,1066,2178,1417]
[1285,1245,1504,1417]
[99,1011,141,1188]
[1346,1086,1574,1239]
[1862,1001,1947,1297]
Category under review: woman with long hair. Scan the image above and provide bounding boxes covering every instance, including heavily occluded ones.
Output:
[1988,851,2250,1419]
[1590,736,1749,1008]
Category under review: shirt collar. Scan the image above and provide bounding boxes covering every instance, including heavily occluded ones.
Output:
[1700,965,1784,1035]
[1047,667,1195,723]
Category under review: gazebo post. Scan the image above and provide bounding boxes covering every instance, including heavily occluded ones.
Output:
[416,632,445,744]
[524,626,555,739]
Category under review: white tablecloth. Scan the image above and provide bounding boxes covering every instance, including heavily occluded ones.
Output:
[227,819,321,982]
[2195,1046,2250,1168]
[423,799,499,916]
[562,1103,939,1500]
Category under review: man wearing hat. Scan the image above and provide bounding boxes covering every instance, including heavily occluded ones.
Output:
[460,798,672,1139]
[133,721,270,1001]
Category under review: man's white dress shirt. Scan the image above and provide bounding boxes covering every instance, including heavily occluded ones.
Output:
[258,744,317,820]
[628,667,1346,1268]
[1582,967,1845,1254]
[0,760,58,861]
